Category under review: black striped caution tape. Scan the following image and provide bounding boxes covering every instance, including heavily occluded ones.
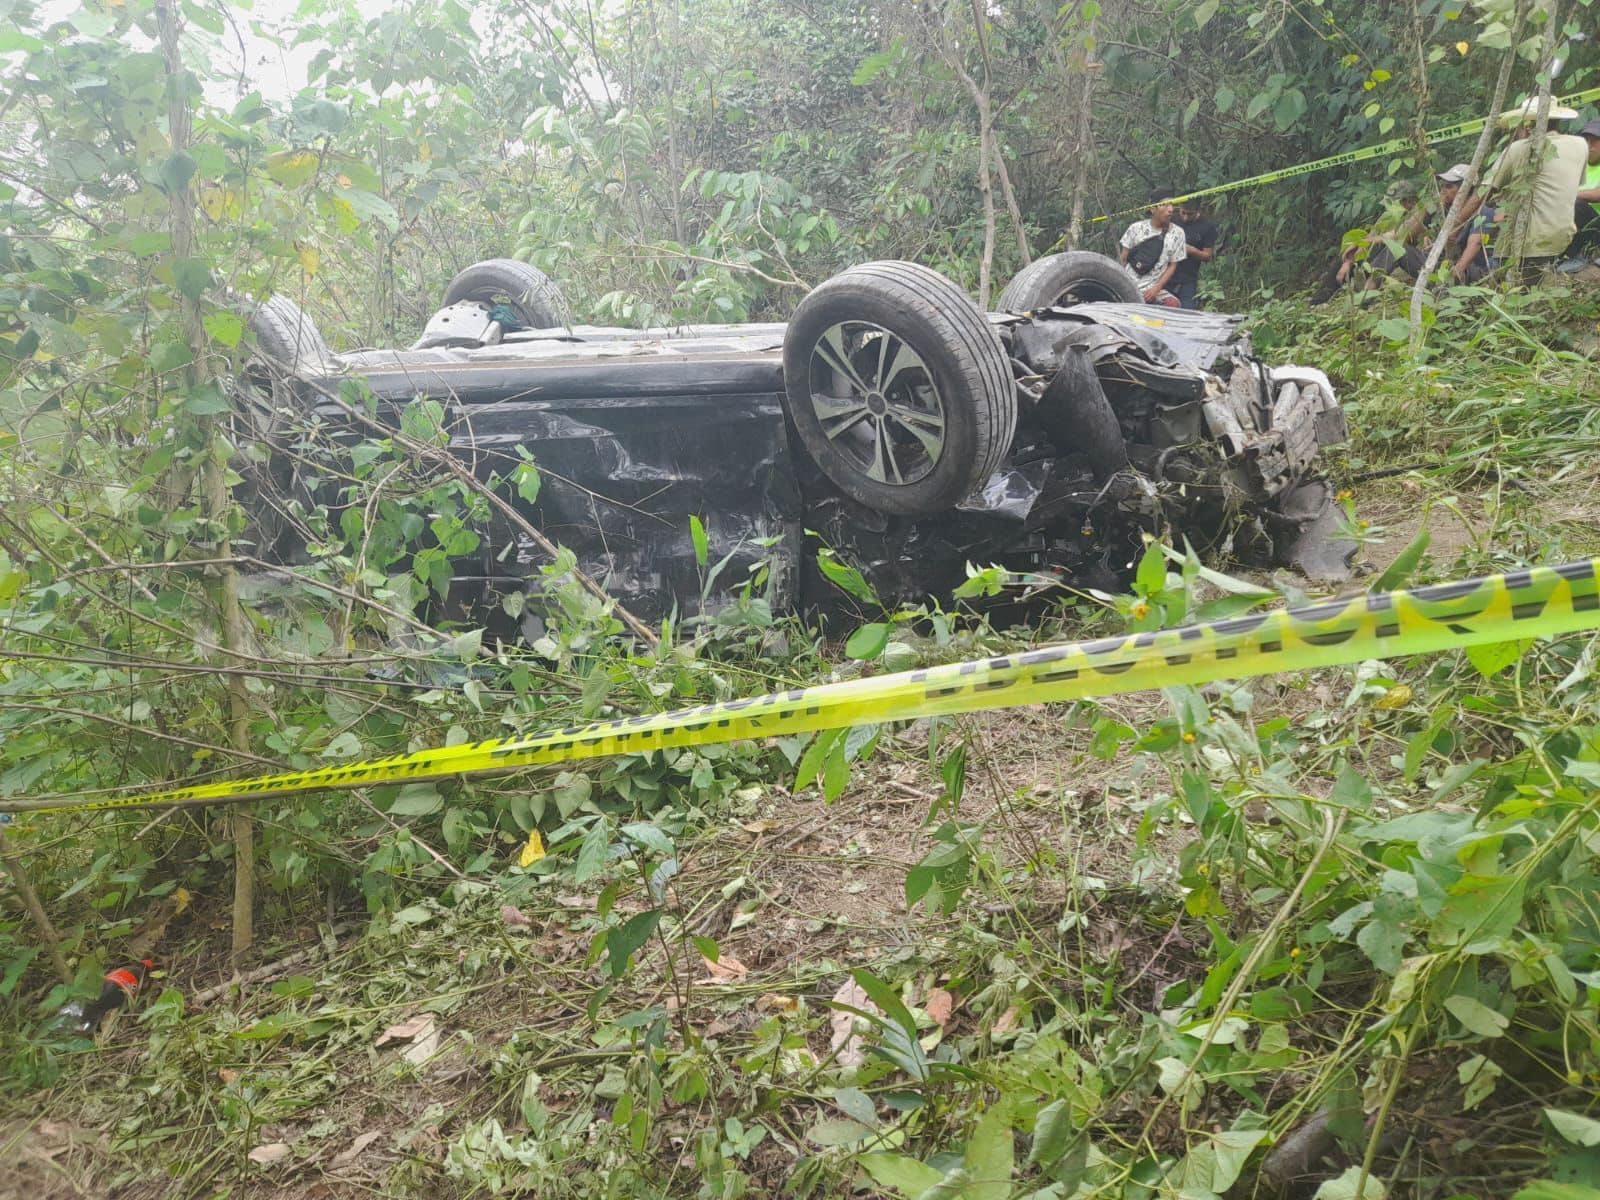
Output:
[5,559,1599,817]
[1089,85,1600,224]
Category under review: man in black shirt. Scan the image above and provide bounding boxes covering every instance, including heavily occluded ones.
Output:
[1173,199,1218,309]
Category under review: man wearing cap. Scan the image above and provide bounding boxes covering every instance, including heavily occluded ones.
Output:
[1477,99,1588,269]
[1428,163,1499,284]
[1311,178,1430,302]
[1568,119,1600,259]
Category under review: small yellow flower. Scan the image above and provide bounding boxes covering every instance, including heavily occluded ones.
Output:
[1131,601,1150,619]
[1182,731,1197,744]
[1336,489,1353,502]
[1197,863,1209,876]
[1290,947,1302,959]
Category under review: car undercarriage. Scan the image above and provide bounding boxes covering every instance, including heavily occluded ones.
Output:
[237,254,1354,634]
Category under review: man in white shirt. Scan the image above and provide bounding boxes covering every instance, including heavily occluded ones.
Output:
[1451,99,1587,272]
[1118,189,1188,308]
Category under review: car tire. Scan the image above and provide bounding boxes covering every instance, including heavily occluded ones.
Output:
[249,294,335,374]
[996,251,1142,310]
[441,258,569,329]
[782,261,1016,516]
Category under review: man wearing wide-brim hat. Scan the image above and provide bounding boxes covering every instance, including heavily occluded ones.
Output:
[1477,98,1588,269]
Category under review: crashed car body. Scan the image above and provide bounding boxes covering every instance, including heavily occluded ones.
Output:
[240,253,1350,630]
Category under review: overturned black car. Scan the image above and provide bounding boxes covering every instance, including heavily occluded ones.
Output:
[238,251,1351,631]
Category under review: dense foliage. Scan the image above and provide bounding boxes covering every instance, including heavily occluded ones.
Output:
[2,0,1600,1197]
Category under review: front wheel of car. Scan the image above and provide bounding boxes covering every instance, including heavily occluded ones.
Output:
[441,258,569,329]
[782,261,1016,516]
[996,250,1142,310]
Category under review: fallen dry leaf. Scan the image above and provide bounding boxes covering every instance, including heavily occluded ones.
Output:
[739,819,778,834]
[991,1004,1020,1035]
[828,978,880,1069]
[756,993,799,1013]
[247,1142,291,1166]
[332,1130,383,1168]
[697,953,749,984]
[400,1017,442,1066]
[218,1067,239,1085]
[924,987,955,1029]
[501,904,533,929]
[376,1012,435,1048]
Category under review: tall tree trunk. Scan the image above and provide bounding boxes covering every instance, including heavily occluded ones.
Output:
[157,0,255,967]
[1512,0,1565,261]
[1067,16,1098,249]
[974,92,998,309]
[1408,1,1526,337]
[991,132,1031,267]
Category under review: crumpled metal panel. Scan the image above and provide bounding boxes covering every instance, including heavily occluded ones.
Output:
[1055,303,1249,371]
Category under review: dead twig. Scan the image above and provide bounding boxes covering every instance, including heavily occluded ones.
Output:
[0,825,73,983]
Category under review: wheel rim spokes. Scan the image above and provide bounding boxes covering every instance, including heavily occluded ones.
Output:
[808,321,945,486]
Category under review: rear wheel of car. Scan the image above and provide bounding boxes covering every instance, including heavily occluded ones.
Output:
[238,296,329,560]
[996,250,1142,310]
[441,258,568,329]
[782,261,1016,515]
[250,294,335,374]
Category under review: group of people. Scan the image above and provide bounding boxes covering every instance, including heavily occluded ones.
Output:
[1112,98,1600,309]
[1317,100,1600,301]
[1115,194,1217,309]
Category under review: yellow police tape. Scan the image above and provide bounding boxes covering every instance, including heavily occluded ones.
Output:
[1088,85,1600,224]
[6,559,1599,818]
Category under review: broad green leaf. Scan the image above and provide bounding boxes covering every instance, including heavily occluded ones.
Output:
[1443,994,1508,1038]
[1193,0,1219,28]
[157,151,196,194]
[1356,893,1410,974]
[845,621,891,660]
[858,1154,943,1197]
[1466,638,1532,678]
[1431,875,1524,950]
[387,783,443,817]
[963,1104,1014,1200]
[1547,1110,1600,1148]
[1513,1184,1600,1200]
[392,905,433,927]
[1025,1099,1068,1167]
[606,910,661,976]
[1314,1166,1387,1199]
[1135,541,1166,596]
[805,1117,873,1147]
[1372,528,1429,591]
[170,258,213,302]
[575,819,611,883]
[265,149,320,188]
[1209,1129,1268,1191]
[621,822,674,857]
[1458,1053,1502,1110]
[795,728,843,792]
[816,548,878,604]
[203,311,244,348]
